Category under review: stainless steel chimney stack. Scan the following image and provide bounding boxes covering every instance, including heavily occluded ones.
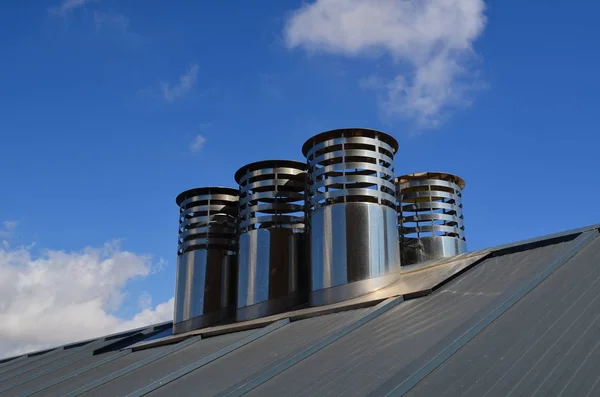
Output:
[234,160,308,322]
[303,128,401,306]
[173,187,239,334]
[398,172,467,265]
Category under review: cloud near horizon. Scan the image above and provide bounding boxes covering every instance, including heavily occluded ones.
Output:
[161,64,199,103]
[284,0,487,128]
[0,238,173,359]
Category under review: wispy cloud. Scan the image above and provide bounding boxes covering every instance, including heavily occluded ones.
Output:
[189,134,207,153]
[161,64,199,103]
[0,240,173,359]
[49,0,99,17]
[284,0,487,128]
[0,221,18,239]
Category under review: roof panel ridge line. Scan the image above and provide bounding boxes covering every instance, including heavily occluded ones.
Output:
[1,326,161,395]
[0,327,162,393]
[123,318,291,397]
[0,321,171,366]
[0,353,29,368]
[217,296,405,397]
[0,322,155,381]
[0,334,111,384]
[0,349,61,377]
[487,223,600,254]
[93,326,162,355]
[371,229,600,397]
[16,350,132,397]
[62,334,204,397]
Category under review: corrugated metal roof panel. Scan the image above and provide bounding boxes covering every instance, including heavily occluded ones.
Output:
[245,239,577,397]
[146,309,368,397]
[81,330,255,397]
[36,345,173,397]
[0,348,63,379]
[0,325,171,396]
[0,340,105,386]
[6,350,126,397]
[406,233,600,397]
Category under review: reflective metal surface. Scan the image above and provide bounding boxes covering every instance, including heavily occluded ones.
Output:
[109,249,490,350]
[402,236,467,265]
[398,172,467,266]
[234,160,308,321]
[303,128,401,306]
[173,187,239,334]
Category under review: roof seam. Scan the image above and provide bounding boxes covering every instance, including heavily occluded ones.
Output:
[0,321,174,364]
[10,326,161,392]
[18,349,131,397]
[218,296,404,397]
[491,233,580,258]
[486,223,599,254]
[375,228,600,397]
[124,318,291,397]
[0,337,111,385]
[0,348,63,378]
[0,354,28,367]
[62,334,204,397]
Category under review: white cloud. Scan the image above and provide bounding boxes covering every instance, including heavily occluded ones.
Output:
[284,0,487,127]
[189,134,207,153]
[49,0,99,17]
[161,64,199,103]
[0,240,173,359]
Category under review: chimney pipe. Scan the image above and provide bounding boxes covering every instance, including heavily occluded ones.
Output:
[397,172,467,265]
[173,187,239,334]
[234,160,308,321]
[303,128,401,306]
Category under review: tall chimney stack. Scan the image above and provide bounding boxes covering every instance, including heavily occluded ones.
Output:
[303,128,401,306]
[234,160,308,321]
[173,187,239,334]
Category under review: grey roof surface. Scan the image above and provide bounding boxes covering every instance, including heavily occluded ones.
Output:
[0,223,598,397]
[406,232,600,397]
[245,238,581,397]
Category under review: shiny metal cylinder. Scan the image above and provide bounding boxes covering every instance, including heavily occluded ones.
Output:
[397,172,467,265]
[173,187,239,334]
[234,160,308,322]
[303,128,402,306]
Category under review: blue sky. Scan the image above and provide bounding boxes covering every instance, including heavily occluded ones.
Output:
[1,0,599,356]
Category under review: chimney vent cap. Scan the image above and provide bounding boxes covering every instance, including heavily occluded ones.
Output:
[175,186,239,206]
[234,160,307,183]
[301,128,399,157]
[397,172,465,190]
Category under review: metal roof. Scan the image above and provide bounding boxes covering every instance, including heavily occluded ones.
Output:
[1,223,599,397]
